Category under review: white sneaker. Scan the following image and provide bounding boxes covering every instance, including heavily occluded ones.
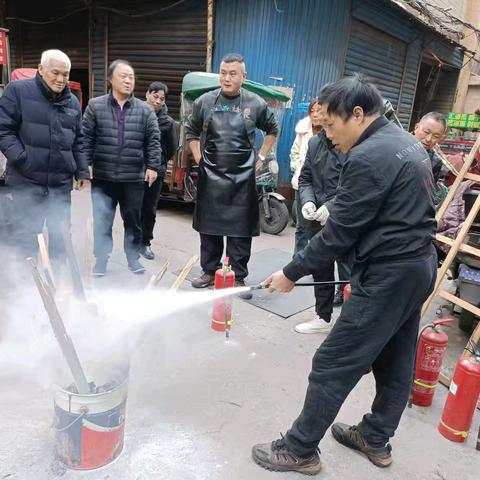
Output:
[294,316,333,334]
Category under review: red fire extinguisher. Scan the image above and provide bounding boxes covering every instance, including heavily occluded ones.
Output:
[412,318,454,407]
[211,257,235,333]
[438,346,480,443]
[343,283,351,302]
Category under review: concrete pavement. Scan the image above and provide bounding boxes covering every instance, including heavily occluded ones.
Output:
[0,187,479,479]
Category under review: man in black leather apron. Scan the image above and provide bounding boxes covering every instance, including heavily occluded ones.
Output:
[185,53,278,294]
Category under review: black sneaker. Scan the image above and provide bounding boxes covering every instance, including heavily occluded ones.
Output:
[252,436,321,475]
[128,258,146,274]
[331,423,392,468]
[235,279,252,300]
[140,245,155,260]
[191,273,215,288]
[93,258,108,277]
[333,289,344,307]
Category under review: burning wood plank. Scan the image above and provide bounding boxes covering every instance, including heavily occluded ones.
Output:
[28,257,90,394]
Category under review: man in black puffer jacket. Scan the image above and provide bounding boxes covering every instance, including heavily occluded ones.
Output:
[82,60,161,276]
[0,49,89,267]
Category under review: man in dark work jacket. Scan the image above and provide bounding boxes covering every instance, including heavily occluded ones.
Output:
[252,74,437,475]
[82,59,161,276]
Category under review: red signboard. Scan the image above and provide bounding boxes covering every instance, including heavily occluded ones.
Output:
[0,32,6,65]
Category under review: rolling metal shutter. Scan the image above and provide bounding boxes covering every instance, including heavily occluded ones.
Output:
[344,20,407,114]
[427,69,460,115]
[9,8,88,70]
[108,0,207,119]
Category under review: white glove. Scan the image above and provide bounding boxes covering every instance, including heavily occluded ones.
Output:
[301,201,317,220]
[312,204,330,225]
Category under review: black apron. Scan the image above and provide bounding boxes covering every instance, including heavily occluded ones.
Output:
[193,91,259,237]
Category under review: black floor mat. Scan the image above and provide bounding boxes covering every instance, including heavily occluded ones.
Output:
[174,248,315,318]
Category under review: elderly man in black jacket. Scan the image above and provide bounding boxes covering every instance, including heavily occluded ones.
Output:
[0,49,89,267]
[252,74,437,475]
[83,60,161,276]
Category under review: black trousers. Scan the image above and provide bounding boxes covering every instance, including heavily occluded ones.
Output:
[92,179,144,261]
[141,176,164,246]
[308,222,351,321]
[200,233,252,279]
[10,186,71,264]
[284,250,437,456]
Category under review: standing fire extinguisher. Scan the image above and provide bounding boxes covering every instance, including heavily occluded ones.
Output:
[438,342,480,443]
[211,257,235,333]
[343,283,351,302]
[412,318,454,407]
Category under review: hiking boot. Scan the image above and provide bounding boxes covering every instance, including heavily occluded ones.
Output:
[333,289,344,307]
[191,273,215,288]
[295,316,333,334]
[252,436,321,475]
[128,258,146,274]
[331,423,392,468]
[93,258,108,277]
[235,279,253,300]
[140,245,155,260]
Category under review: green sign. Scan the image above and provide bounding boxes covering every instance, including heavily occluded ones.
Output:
[447,112,480,129]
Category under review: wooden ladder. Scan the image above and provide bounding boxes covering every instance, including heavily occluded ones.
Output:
[420,135,480,386]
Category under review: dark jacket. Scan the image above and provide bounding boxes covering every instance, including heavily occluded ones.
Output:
[0,73,89,190]
[284,116,436,281]
[298,130,345,209]
[428,148,443,183]
[82,94,161,182]
[156,105,178,178]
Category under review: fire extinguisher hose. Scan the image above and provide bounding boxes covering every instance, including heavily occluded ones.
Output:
[439,419,469,439]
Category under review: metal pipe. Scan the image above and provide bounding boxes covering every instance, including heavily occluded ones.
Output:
[250,280,349,290]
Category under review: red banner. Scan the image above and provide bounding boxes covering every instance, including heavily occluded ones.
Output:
[0,32,7,65]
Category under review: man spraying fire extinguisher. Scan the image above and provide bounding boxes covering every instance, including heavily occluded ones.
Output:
[251,74,438,475]
[185,53,278,298]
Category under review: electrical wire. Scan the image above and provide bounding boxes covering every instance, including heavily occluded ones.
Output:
[6,7,88,25]
[6,0,186,24]
[273,0,284,14]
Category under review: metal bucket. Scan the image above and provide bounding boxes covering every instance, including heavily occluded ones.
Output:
[53,375,128,470]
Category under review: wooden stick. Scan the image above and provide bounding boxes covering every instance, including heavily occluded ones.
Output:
[436,234,480,258]
[37,233,55,291]
[437,290,480,317]
[170,255,198,291]
[435,134,480,222]
[147,261,169,289]
[63,227,86,302]
[28,258,90,394]
[422,192,480,317]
